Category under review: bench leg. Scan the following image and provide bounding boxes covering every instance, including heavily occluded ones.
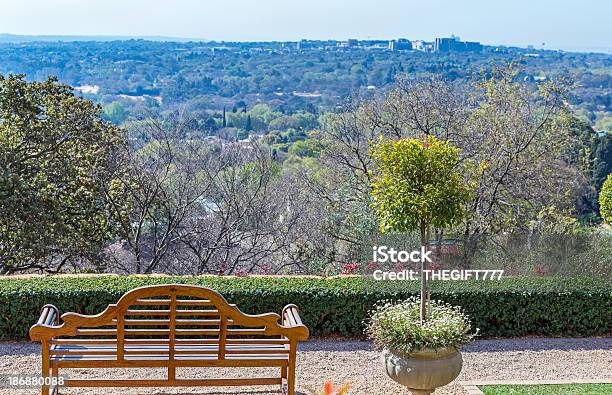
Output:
[281,367,288,394]
[41,341,49,395]
[287,368,295,395]
[288,340,296,395]
[280,367,287,392]
[51,367,59,395]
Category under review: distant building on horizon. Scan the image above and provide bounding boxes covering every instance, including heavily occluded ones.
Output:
[412,40,434,52]
[389,38,413,51]
[338,39,359,48]
[434,36,482,53]
[297,39,317,50]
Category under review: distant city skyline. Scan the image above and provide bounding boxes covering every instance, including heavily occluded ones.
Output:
[1,0,611,53]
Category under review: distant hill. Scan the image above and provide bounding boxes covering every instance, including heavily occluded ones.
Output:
[0,37,609,133]
[0,33,206,43]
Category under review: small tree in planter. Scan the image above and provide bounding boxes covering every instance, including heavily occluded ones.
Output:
[370,135,472,323]
[369,135,474,395]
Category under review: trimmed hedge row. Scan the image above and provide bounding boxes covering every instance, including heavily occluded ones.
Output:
[0,275,610,340]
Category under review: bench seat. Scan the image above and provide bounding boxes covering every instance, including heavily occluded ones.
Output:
[50,343,291,361]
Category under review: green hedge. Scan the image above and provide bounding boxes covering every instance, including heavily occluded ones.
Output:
[0,276,610,340]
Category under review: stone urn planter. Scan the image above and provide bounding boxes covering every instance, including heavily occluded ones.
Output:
[381,347,463,395]
[366,299,476,395]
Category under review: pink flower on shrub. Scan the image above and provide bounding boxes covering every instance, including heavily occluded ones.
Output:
[365,261,377,274]
[393,262,406,272]
[533,265,547,276]
[429,262,442,271]
[260,263,273,274]
[340,262,360,275]
[234,269,248,277]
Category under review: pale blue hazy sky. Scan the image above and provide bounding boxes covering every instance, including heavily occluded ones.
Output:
[1,0,610,52]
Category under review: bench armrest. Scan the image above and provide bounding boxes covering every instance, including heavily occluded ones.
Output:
[37,304,60,326]
[30,304,60,341]
[281,304,304,327]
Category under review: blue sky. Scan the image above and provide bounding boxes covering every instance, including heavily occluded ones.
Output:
[1,0,610,52]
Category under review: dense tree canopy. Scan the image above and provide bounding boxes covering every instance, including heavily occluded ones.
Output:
[0,75,124,273]
[370,136,471,234]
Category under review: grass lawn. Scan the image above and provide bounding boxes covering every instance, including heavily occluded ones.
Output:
[479,384,612,395]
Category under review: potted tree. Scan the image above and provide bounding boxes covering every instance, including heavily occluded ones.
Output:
[368,135,476,394]
[367,298,476,395]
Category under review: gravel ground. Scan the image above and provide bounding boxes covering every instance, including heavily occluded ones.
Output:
[1,338,610,395]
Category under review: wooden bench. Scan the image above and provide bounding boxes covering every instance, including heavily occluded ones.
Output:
[29,284,309,395]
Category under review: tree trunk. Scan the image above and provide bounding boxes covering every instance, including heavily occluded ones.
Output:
[419,222,428,325]
[461,224,478,269]
[420,133,430,324]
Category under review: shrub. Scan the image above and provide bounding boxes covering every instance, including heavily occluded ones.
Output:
[366,298,477,354]
[600,173,612,223]
[0,275,610,340]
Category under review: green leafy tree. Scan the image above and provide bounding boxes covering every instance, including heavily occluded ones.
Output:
[288,139,322,158]
[237,128,248,140]
[593,133,611,191]
[370,136,472,323]
[245,114,253,132]
[600,174,612,223]
[0,75,124,273]
[103,101,128,124]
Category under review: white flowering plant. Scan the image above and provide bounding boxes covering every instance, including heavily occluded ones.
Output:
[366,298,478,354]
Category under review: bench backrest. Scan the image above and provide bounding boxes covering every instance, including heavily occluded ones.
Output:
[30,284,308,360]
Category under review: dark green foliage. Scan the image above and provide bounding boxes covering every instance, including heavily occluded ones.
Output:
[0,75,124,274]
[593,135,611,190]
[600,174,612,222]
[567,118,612,215]
[0,276,609,340]
[103,101,128,124]
[288,139,322,158]
[370,136,472,233]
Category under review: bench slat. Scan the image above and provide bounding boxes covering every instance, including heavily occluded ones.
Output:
[112,318,234,326]
[52,354,290,361]
[51,356,290,368]
[52,343,289,350]
[51,338,290,345]
[133,299,222,306]
[77,329,171,336]
[51,348,289,354]
[63,377,282,387]
[125,309,222,316]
